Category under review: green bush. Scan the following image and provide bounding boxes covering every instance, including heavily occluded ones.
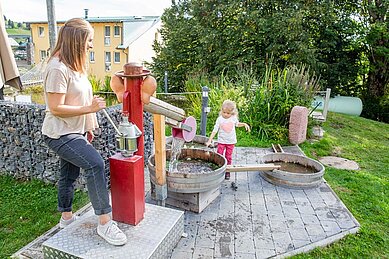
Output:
[185,63,319,141]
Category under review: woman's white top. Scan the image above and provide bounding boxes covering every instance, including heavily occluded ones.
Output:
[41,57,98,139]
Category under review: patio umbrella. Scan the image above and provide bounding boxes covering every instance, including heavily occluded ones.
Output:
[0,2,23,96]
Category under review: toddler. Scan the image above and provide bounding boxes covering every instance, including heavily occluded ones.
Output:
[206,100,250,179]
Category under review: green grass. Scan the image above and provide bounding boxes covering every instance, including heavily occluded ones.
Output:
[6,28,31,36]
[0,176,89,258]
[294,112,389,258]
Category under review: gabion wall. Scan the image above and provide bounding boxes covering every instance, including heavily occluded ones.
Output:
[0,101,154,190]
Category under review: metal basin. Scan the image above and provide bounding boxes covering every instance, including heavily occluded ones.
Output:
[260,153,325,189]
[148,149,227,193]
[166,135,217,149]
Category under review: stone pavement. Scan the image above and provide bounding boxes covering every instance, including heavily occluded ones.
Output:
[166,146,360,259]
[13,146,359,259]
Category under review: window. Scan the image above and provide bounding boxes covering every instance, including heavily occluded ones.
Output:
[89,51,95,62]
[104,26,111,37]
[114,52,120,63]
[40,50,47,60]
[38,27,44,37]
[105,52,111,71]
[104,26,111,46]
[105,52,111,63]
[104,37,111,46]
[114,26,120,37]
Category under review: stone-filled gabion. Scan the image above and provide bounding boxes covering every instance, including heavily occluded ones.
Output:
[0,101,154,190]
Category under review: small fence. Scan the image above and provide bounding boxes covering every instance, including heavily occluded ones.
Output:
[0,101,154,190]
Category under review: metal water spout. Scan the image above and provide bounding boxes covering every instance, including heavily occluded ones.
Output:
[102,109,142,157]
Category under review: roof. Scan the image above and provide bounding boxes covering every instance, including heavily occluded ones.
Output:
[8,37,19,47]
[117,17,160,49]
[28,16,160,24]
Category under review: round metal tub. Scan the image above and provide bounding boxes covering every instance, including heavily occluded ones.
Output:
[260,153,325,189]
[148,149,227,193]
[166,135,218,149]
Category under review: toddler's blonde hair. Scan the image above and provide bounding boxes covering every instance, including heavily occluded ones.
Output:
[219,100,238,117]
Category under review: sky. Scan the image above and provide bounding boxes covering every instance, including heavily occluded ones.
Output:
[1,0,172,22]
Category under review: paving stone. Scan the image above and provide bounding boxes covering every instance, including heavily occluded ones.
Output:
[251,204,267,215]
[281,200,297,208]
[297,204,316,215]
[278,191,295,202]
[170,250,193,259]
[283,207,300,218]
[293,239,311,249]
[301,214,320,225]
[337,220,357,229]
[250,193,266,205]
[193,247,214,259]
[214,242,234,258]
[256,249,277,259]
[270,219,288,233]
[254,237,275,250]
[305,224,326,237]
[264,194,280,203]
[289,228,310,241]
[252,222,272,237]
[267,206,283,215]
[273,232,294,254]
[321,220,341,235]
[235,237,256,254]
[287,217,305,229]
[235,252,256,259]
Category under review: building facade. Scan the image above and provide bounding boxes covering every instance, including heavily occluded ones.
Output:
[29,16,160,80]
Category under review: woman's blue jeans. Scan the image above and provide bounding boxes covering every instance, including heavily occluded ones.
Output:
[44,134,112,215]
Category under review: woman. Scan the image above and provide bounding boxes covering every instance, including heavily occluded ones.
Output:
[41,18,127,246]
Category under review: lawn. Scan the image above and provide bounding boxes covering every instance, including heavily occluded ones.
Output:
[295,112,389,258]
[0,177,88,258]
[0,112,388,258]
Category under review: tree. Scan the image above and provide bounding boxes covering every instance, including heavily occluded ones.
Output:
[153,0,364,93]
[359,0,388,121]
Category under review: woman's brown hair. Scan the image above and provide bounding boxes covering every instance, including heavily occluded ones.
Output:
[50,18,93,74]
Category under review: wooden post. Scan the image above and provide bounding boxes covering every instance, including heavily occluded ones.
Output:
[153,114,166,186]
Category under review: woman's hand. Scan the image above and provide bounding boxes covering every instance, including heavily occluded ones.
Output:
[86,130,94,143]
[90,96,106,112]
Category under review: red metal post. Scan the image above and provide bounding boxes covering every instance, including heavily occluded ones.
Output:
[109,63,147,225]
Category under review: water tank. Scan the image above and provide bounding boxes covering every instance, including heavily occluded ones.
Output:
[312,96,363,116]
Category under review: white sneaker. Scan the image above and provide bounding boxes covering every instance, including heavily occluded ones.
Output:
[59,215,78,229]
[97,220,127,246]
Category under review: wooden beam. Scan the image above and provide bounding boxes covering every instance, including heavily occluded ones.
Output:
[153,113,166,186]
[226,164,280,172]
[144,96,186,122]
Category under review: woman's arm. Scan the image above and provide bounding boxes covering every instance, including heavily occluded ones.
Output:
[47,93,106,118]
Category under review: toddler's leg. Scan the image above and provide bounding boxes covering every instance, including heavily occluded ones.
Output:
[225,144,235,165]
[217,143,226,156]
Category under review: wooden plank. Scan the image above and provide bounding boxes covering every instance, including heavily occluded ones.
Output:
[153,113,166,186]
[226,164,280,172]
[144,96,186,121]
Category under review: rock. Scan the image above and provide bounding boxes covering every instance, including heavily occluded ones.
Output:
[319,156,359,170]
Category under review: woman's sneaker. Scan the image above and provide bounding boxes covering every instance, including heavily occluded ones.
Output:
[59,215,78,228]
[97,220,127,246]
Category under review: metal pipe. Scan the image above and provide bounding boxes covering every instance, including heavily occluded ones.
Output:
[102,109,122,136]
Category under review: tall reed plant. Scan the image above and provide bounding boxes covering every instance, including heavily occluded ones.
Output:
[184,63,320,141]
[242,64,320,140]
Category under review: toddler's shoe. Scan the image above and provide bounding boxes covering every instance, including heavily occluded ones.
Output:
[59,215,78,228]
[97,220,127,246]
[225,172,230,180]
